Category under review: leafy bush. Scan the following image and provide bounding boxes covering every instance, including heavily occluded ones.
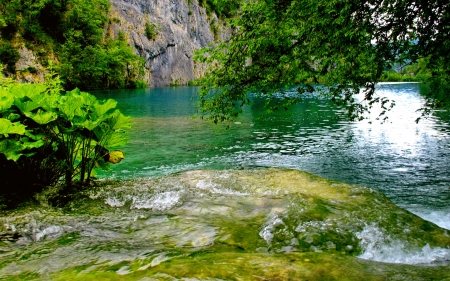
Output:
[201,0,241,18]
[145,22,159,40]
[0,41,20,72]
[60,33,146,90]
[0,72,130,205]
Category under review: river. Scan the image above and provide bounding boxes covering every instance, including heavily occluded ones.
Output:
[1,83,450,280]
[95,82,450,230]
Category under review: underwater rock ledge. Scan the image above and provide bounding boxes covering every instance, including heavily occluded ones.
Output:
[1,168,450,280]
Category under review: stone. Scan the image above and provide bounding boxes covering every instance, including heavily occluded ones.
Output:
[109,0,216,87]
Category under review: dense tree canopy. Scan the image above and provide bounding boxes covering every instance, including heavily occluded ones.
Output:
[196,0,450,123]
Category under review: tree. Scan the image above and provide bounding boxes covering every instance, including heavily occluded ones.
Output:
[196,0,450,124]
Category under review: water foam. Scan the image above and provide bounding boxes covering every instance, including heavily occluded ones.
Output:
[132,191,182,210]
[196,179,249,196]
[259,215,285,244]
[104,189,184,211]
[356,224,450,264]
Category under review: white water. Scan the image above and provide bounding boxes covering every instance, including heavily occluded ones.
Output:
[357,224,450,264]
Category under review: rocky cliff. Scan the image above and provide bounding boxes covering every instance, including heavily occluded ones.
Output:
[11,0,217,87]
[107,0,215,87]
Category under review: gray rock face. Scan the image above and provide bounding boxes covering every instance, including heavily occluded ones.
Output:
[109,0,215,87]
[14,46,45,83]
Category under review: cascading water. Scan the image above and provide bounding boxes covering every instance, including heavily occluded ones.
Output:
[2,169,450,280]
[356,224,450,264]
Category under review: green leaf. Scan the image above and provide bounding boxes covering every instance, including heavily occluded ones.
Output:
[0,139,25,161]
[80,91,98,107]
[22,138,45,149]
[0,118,27,135]
[92,98,117,117]
[94,156,110,170]
[14,99,41,114]
[0,90,14,113]
[108,110,131,131]
[9,84,47,99]
[6,113,20,121]
[79,119,100,131]
[102,132,128,147]
[59,93,86,119]
[25,109,57,125]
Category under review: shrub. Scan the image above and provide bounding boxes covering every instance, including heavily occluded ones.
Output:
[0,42,19,73]
[145,22,159,40]
[0,72,130,205]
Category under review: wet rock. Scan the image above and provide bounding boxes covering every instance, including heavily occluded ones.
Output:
[1,169,450,280]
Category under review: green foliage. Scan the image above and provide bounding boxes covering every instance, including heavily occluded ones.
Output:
[145,22,159,41]
[200,0,241,18]
[0,72,130,205]
[0,0,145,90]
[60,35,145,90]
[196,0,450,123]
[381,58,432,82]
[0,41,19,72]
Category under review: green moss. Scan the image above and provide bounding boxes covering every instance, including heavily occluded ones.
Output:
[48,251,450,281]
[215,217,267,251]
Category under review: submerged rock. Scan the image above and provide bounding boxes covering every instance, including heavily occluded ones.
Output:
[0,169,449,280]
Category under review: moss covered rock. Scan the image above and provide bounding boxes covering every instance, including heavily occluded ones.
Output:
[1,169,449,280]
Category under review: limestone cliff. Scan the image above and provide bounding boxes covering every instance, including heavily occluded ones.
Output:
[10,0,217,87]
[108,0,215,87]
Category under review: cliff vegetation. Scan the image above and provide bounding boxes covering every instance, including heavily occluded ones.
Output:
[0,0,145,90]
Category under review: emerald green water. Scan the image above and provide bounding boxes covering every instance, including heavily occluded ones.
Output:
[95,83,450,229]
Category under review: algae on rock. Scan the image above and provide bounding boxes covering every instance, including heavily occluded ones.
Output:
[1,169,450,280]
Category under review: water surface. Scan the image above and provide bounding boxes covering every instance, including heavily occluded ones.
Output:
[94,83,450,229]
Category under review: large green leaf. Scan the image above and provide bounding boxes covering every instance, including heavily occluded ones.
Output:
[9,84,47,98]
[58,95,86,119]
[22,137,45,149]
[79,119,100,131]
[80,91,98,107]
[0,139,25,161]
[25,109,57,125]
[15,99,41,114]
[0,90,14,113]
[107,110,131,131]
[92,98,117,117]
[0,118,27,135]
[37,93,60,112]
